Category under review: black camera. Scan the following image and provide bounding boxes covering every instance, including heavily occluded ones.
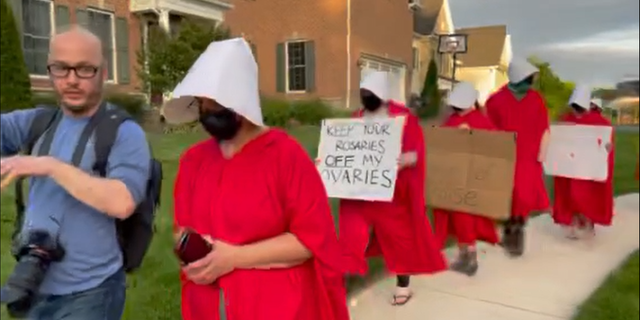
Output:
[0,230,65,318]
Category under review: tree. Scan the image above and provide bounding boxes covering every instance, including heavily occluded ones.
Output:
[1,0,33,111]
[418,56,441,119]
[528,56,574,120]
[137,20,231,95]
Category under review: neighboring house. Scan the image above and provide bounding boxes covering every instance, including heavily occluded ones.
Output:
[8,0,142,93]
[224,0,414,108]
[455,25,512,104]
[411,0,457,94]
[609,77,639,124]
[616,76,639,97]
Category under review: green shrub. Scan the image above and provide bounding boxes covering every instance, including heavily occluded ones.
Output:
[418,57,441,119]
[1,0,33,112]
[260,97,352,127]
[106,93,147,121]
[262,97,291,127]
[137,20,230,94]
[330,108,353,119]
[290,99,334,125]
[30,92,147,121]
[32,93,58,106]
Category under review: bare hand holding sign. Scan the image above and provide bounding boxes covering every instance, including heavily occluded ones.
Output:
[317,117,406,201]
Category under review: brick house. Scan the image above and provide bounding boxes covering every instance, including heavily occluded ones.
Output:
[224,0,414,108]
[8,0,142,93]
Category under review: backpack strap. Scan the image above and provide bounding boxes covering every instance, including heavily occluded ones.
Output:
[92,107,132,177]
[57,104,131,176]
[13,107,62,241]
[27,107,62,155]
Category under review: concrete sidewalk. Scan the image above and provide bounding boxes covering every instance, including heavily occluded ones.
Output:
[348,194,640,320]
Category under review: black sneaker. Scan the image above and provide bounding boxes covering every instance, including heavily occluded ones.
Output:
[502,219,517,256]
[450,249,479,276]
[510,219,526,257]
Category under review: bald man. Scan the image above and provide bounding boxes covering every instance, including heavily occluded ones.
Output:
[0,26,150,319]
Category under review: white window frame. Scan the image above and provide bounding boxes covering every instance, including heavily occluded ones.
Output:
[285,40,308,94]
[86,7,118,83]
[22,0,55,78]
[412,45,420,71]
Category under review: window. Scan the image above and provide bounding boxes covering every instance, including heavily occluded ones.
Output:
[286,41,307,92]
[21,0,53,76]
[87,9,115,81]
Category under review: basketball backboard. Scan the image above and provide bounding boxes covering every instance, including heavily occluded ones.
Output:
[437,34,468,54]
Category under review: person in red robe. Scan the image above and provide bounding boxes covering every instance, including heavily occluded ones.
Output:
[164,38,349,320]
[338,71,446,306]
[553,90,615,239]
[433,82,500,276]
[485,60,551,257]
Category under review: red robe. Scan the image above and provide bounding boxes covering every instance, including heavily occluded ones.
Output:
[338,101,447,275]
[553,111,615,226]
[433,110,500,248]
[485,86,551,218]
[174,129,349,320]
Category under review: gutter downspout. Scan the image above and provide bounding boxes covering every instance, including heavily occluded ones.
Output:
[346,0,352,109]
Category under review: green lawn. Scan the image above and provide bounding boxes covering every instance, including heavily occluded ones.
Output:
[573,251,640,320]
[0,127,637,319]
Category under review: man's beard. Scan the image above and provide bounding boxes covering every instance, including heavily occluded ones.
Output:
[59,79,104,115]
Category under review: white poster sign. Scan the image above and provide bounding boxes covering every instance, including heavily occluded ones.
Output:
[317,116,406,201]
[543,124,613,182]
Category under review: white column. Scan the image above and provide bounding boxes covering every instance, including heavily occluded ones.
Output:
[158,9,170,33]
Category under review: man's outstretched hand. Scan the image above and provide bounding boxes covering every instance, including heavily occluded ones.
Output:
[0,156,57,191]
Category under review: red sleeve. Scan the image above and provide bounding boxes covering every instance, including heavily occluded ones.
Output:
[536,94,550,133]
[173,143,206,232]
[279,138,343,272]
[173,142,223,320]
[279,137,349,320]
[402,113,427,213]
[402,113,425,155]
[479,112,497,130]
[173,146,198,285]
[484,94,502,129]
[173,157,189,233]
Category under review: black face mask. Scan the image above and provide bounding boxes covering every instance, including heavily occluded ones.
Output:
[522,75,535,86]
[361,94,383,111]
[199,108,241,141]
[570,103,586,114]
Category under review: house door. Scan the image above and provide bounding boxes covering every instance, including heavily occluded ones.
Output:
[360,59,406,103]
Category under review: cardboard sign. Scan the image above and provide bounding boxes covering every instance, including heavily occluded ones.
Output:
[543,124,613,182]
[317,116,406,201]
[425,127,516,220]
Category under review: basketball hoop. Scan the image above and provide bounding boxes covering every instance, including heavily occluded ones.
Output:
[437,34,468,54]
[445,40,459,53]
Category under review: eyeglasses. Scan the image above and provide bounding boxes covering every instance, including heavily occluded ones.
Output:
[47,64,99,79]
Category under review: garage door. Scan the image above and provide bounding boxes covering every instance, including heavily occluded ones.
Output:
[360,59,406,103]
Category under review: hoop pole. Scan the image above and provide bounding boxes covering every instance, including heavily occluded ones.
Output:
[451,53,458,90]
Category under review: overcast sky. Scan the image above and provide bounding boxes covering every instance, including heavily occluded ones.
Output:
[449,0,639,88]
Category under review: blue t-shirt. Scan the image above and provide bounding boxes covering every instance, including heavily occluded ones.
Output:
[0,106,150,295]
